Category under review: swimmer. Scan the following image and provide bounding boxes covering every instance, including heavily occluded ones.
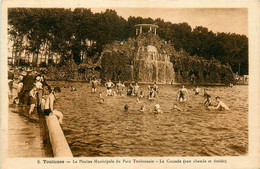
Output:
[139,90,144,98]
[204,89,209,97]
[139,105,145,112]
[124,104,129,111]
[153,82,159,94]
[208,96,230,111]
[148,85,156,99]
[99,92,103,98]
[136,97,140,103]
[194,86,200,95]
[177,85,189,102]
[99,98,105,104]
[172,104,182,111]
[99,92,104,103]
[113,90,117,96]
[90,78,100,92]
[204,94,212,107]
[116,81,125,96]
[105,79,115,96]
[153,104,163,114]
[44,87,63,124]
[127,83,134,96]
[133,82,140,96]
[71,85,76,91]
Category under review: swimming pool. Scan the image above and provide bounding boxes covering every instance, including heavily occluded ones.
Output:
[49,81,248,157]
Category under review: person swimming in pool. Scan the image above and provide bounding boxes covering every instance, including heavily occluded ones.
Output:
[153,104,163,114]
[177,85,189,102]
[139,105,145,112]
[204,94,212,107]
[194,85,200,95]
[172,103,182,111]
[208,96,230,111]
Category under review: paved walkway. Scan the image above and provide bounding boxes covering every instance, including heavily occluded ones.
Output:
[8,105,52,157]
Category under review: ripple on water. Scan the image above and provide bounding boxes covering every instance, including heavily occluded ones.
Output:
[50,82,248,156]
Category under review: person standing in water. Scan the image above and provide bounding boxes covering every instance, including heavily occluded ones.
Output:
[90,78,100,92]
[177,85,189,102]
[105,79,114,96]
[133,82,140,96]
[194,86,200,95]
[153,82,159,95]
[204,95,212,107]
[116,81,124,96]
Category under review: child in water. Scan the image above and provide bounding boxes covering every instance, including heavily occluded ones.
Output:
[124,104,129,111]
[172,104,182,111]
[71,85,76,91]
[153,104,163,114]
[99,92,105,103]
[194,86,200,95]
[139,105,145,112]
[204,95,212,107]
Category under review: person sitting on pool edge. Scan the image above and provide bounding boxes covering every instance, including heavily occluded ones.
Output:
[208,96,230,111]
[44,86,64,124]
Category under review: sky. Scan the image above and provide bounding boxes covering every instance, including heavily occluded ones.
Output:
[91,8,248,36]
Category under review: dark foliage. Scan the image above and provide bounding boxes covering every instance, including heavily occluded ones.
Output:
[8,8,248,75]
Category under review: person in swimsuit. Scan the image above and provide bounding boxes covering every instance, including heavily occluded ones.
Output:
[127,83,133,96]
[139,105,145,112]
[139,89,144,98]
[71,85,76,91]
[153,82,159,96]
[204,89,209,97]
[194,86,200,95]
[90,78,100,92]
[204,94,212,107]
[99,92,105,104]
[177,85,189,102]
[172,104,182,111]
[133,82,140,96]
[44,87,63,124]
[153,104,163,114]
[208,96,230,111]
[148,85,155,99]
[105,79,114,96]
[116,81,124,96]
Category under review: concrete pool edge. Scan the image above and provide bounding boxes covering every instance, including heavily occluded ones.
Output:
[45,114,73,157]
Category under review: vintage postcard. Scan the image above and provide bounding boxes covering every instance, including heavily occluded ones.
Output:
[1,0,260,169]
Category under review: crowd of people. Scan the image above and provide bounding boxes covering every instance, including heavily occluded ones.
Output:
[8,67,63,124]
[8,67,230,123]
[88,78,230,114]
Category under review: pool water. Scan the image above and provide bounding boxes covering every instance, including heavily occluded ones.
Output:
[49,81,248,157]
